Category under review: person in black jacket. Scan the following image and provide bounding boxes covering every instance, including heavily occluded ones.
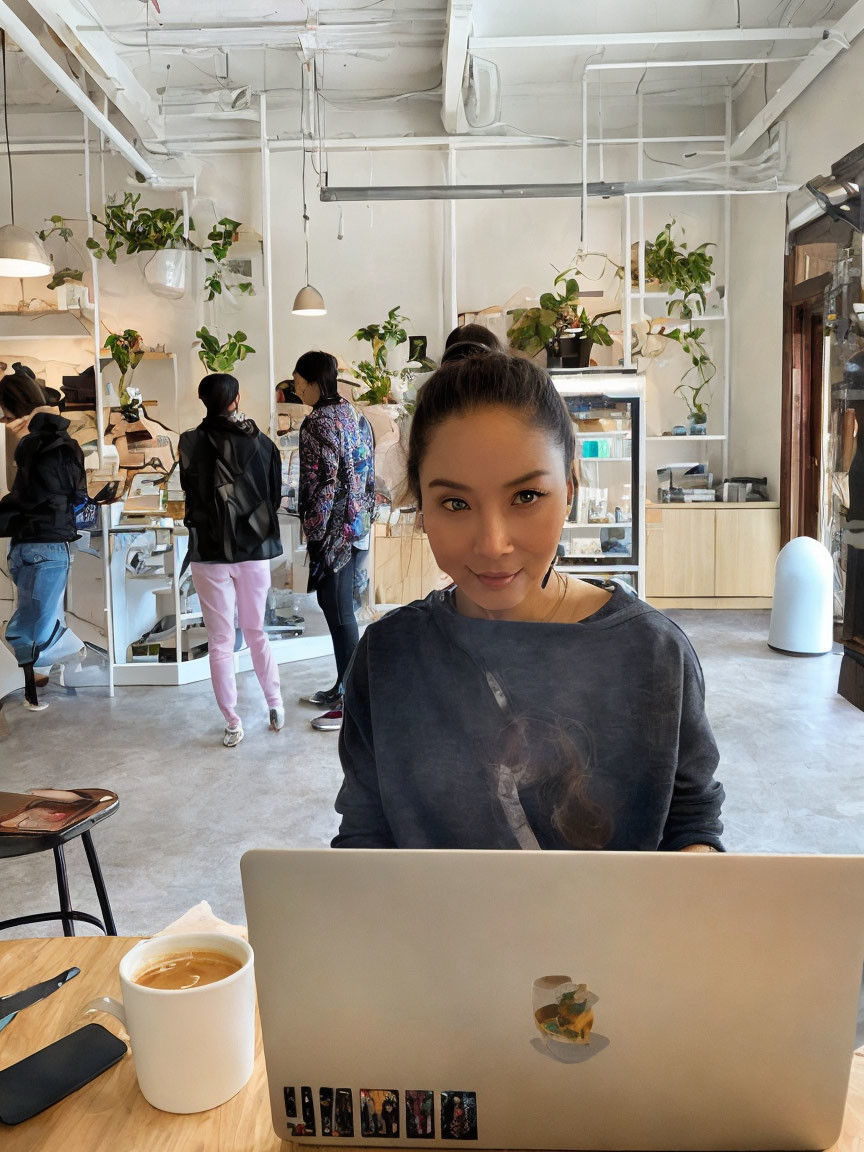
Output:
[179,373,284,748]
[0,374,87,711]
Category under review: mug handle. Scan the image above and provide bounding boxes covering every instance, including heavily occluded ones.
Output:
[84,996,127,1029]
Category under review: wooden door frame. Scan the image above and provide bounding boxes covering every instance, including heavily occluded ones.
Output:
[781,269,830,545]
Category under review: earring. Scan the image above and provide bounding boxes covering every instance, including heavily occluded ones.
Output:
[418,510,425,533]
[541,557,556,589]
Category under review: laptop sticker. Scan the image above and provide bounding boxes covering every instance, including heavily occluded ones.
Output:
[360,1089,400,1137]
[284,1086,297,1119]
[531,975,610,1063]
[301,1085,317,1134]
[440,1092,478,1140]
[334,1088,355,1138]
[405,1090,435,1138]
[320,1088,334,1136]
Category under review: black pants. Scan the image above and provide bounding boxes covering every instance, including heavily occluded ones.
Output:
[316,549,359,694]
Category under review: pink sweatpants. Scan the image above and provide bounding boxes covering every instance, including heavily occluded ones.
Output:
[191,559,282,728]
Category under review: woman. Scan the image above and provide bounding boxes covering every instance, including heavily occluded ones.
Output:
[294,351,375,731]
[332,350,724,850]
[179,373,284,747]
[443,322,504,358]
[0,370,87,711]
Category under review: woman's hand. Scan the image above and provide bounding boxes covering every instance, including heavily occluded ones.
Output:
[678,843,719,853]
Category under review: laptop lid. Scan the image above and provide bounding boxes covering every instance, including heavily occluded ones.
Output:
[242,850,864,1151]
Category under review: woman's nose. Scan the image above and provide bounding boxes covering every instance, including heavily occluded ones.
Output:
[473,514,513,559]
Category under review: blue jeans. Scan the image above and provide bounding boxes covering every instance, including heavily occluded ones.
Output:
[6,542,71,667]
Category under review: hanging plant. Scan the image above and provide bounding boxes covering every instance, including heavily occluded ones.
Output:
[643,220,715,320]
[195,326,255,374]
[657,323,715,426]
[105,328,145,422]
[46,268,84,291]
[86,193,199,263]
[202,218,254,301]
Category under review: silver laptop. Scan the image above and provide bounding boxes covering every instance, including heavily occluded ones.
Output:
[241,850,864,1151]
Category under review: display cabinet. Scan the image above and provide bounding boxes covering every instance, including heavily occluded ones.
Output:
[550,370,647,597]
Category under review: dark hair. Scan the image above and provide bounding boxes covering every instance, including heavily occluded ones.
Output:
[276,378,304,404]
[0,366,47,419]
[406,353,575,505]
[294,350,339,400]
[198,372,239,417]
[444,323,503,352]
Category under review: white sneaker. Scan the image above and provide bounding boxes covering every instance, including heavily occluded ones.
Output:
[269,705,285,732]
[223,723,244,748]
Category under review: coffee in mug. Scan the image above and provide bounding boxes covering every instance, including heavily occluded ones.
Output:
[134,950,242,991]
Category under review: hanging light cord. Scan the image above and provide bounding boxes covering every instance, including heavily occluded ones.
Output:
[300,61,310,285]
[1,31,13,224]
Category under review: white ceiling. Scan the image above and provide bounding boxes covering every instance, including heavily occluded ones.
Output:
[0,0,859,183]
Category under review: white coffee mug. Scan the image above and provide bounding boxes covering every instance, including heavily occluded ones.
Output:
[88,931,255,1114]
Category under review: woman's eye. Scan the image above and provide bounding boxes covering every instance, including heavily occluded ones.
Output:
[441,497,470,512]
[513,489,547,505]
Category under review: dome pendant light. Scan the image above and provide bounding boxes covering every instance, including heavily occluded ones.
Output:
[291,138,325,316]
[0,32,51,278]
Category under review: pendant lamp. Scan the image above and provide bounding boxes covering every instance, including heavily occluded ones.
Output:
[0,32,51,278]
[291,139,325,316]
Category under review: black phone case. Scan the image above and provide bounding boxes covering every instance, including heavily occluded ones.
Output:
[0,1022,127,1125]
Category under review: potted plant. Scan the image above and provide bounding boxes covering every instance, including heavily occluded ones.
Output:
[105,328,145,422]
[37,216,88,309]
[507,269,615,367]
[202,218,254,302]
[195,326,255,374]
[87,193,199,299]
[351,307,435,404]
[639,220,715,320]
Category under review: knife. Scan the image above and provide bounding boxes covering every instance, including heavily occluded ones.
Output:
[0,967,80,1019]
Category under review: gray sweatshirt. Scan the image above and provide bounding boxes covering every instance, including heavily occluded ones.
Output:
[333,582,724,851]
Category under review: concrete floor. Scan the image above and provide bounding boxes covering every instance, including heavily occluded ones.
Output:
[2,606,863,1044]
[1,607,863,926]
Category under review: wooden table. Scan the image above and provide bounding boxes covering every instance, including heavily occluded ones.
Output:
[1,936,863,1152]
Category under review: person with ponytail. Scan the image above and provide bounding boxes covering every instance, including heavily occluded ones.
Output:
[332,352,725,852]
[179,373,284,748]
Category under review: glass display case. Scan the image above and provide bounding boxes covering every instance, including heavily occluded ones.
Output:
[550,370,646,596]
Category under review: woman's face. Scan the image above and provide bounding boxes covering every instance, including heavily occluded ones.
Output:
[419,405,573,618]
[293,371,320,406]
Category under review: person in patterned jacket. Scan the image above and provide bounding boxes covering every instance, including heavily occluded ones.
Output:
[294,351,375,731]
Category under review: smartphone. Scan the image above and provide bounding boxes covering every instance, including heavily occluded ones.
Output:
[0,1023,127,1125]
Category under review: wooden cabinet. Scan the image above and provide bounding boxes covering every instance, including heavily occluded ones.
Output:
[646,507,716,597]
[646,504,780,607]
[714,507,781,597]
[373,525,449,606]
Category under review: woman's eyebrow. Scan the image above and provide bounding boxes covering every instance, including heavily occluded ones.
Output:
[427,469,551,492]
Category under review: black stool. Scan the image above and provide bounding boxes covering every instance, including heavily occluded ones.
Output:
[0,788,119,936]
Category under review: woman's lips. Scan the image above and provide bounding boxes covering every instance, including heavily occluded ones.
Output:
[473,570,521,589]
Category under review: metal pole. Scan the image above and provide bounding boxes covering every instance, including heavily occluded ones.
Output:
[444,143,458,333]
[84,113,115,697]
[580,72,588,246]
[723,89,732,480]
[260,92,276,441]
[623,197,633,370]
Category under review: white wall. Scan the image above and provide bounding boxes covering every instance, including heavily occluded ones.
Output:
[728,194,786,499]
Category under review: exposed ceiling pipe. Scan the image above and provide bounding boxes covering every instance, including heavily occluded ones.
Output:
[0,0,160,180]
[731,0,864,158]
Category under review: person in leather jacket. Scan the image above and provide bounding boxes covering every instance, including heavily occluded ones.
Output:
[0,369,87,710]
